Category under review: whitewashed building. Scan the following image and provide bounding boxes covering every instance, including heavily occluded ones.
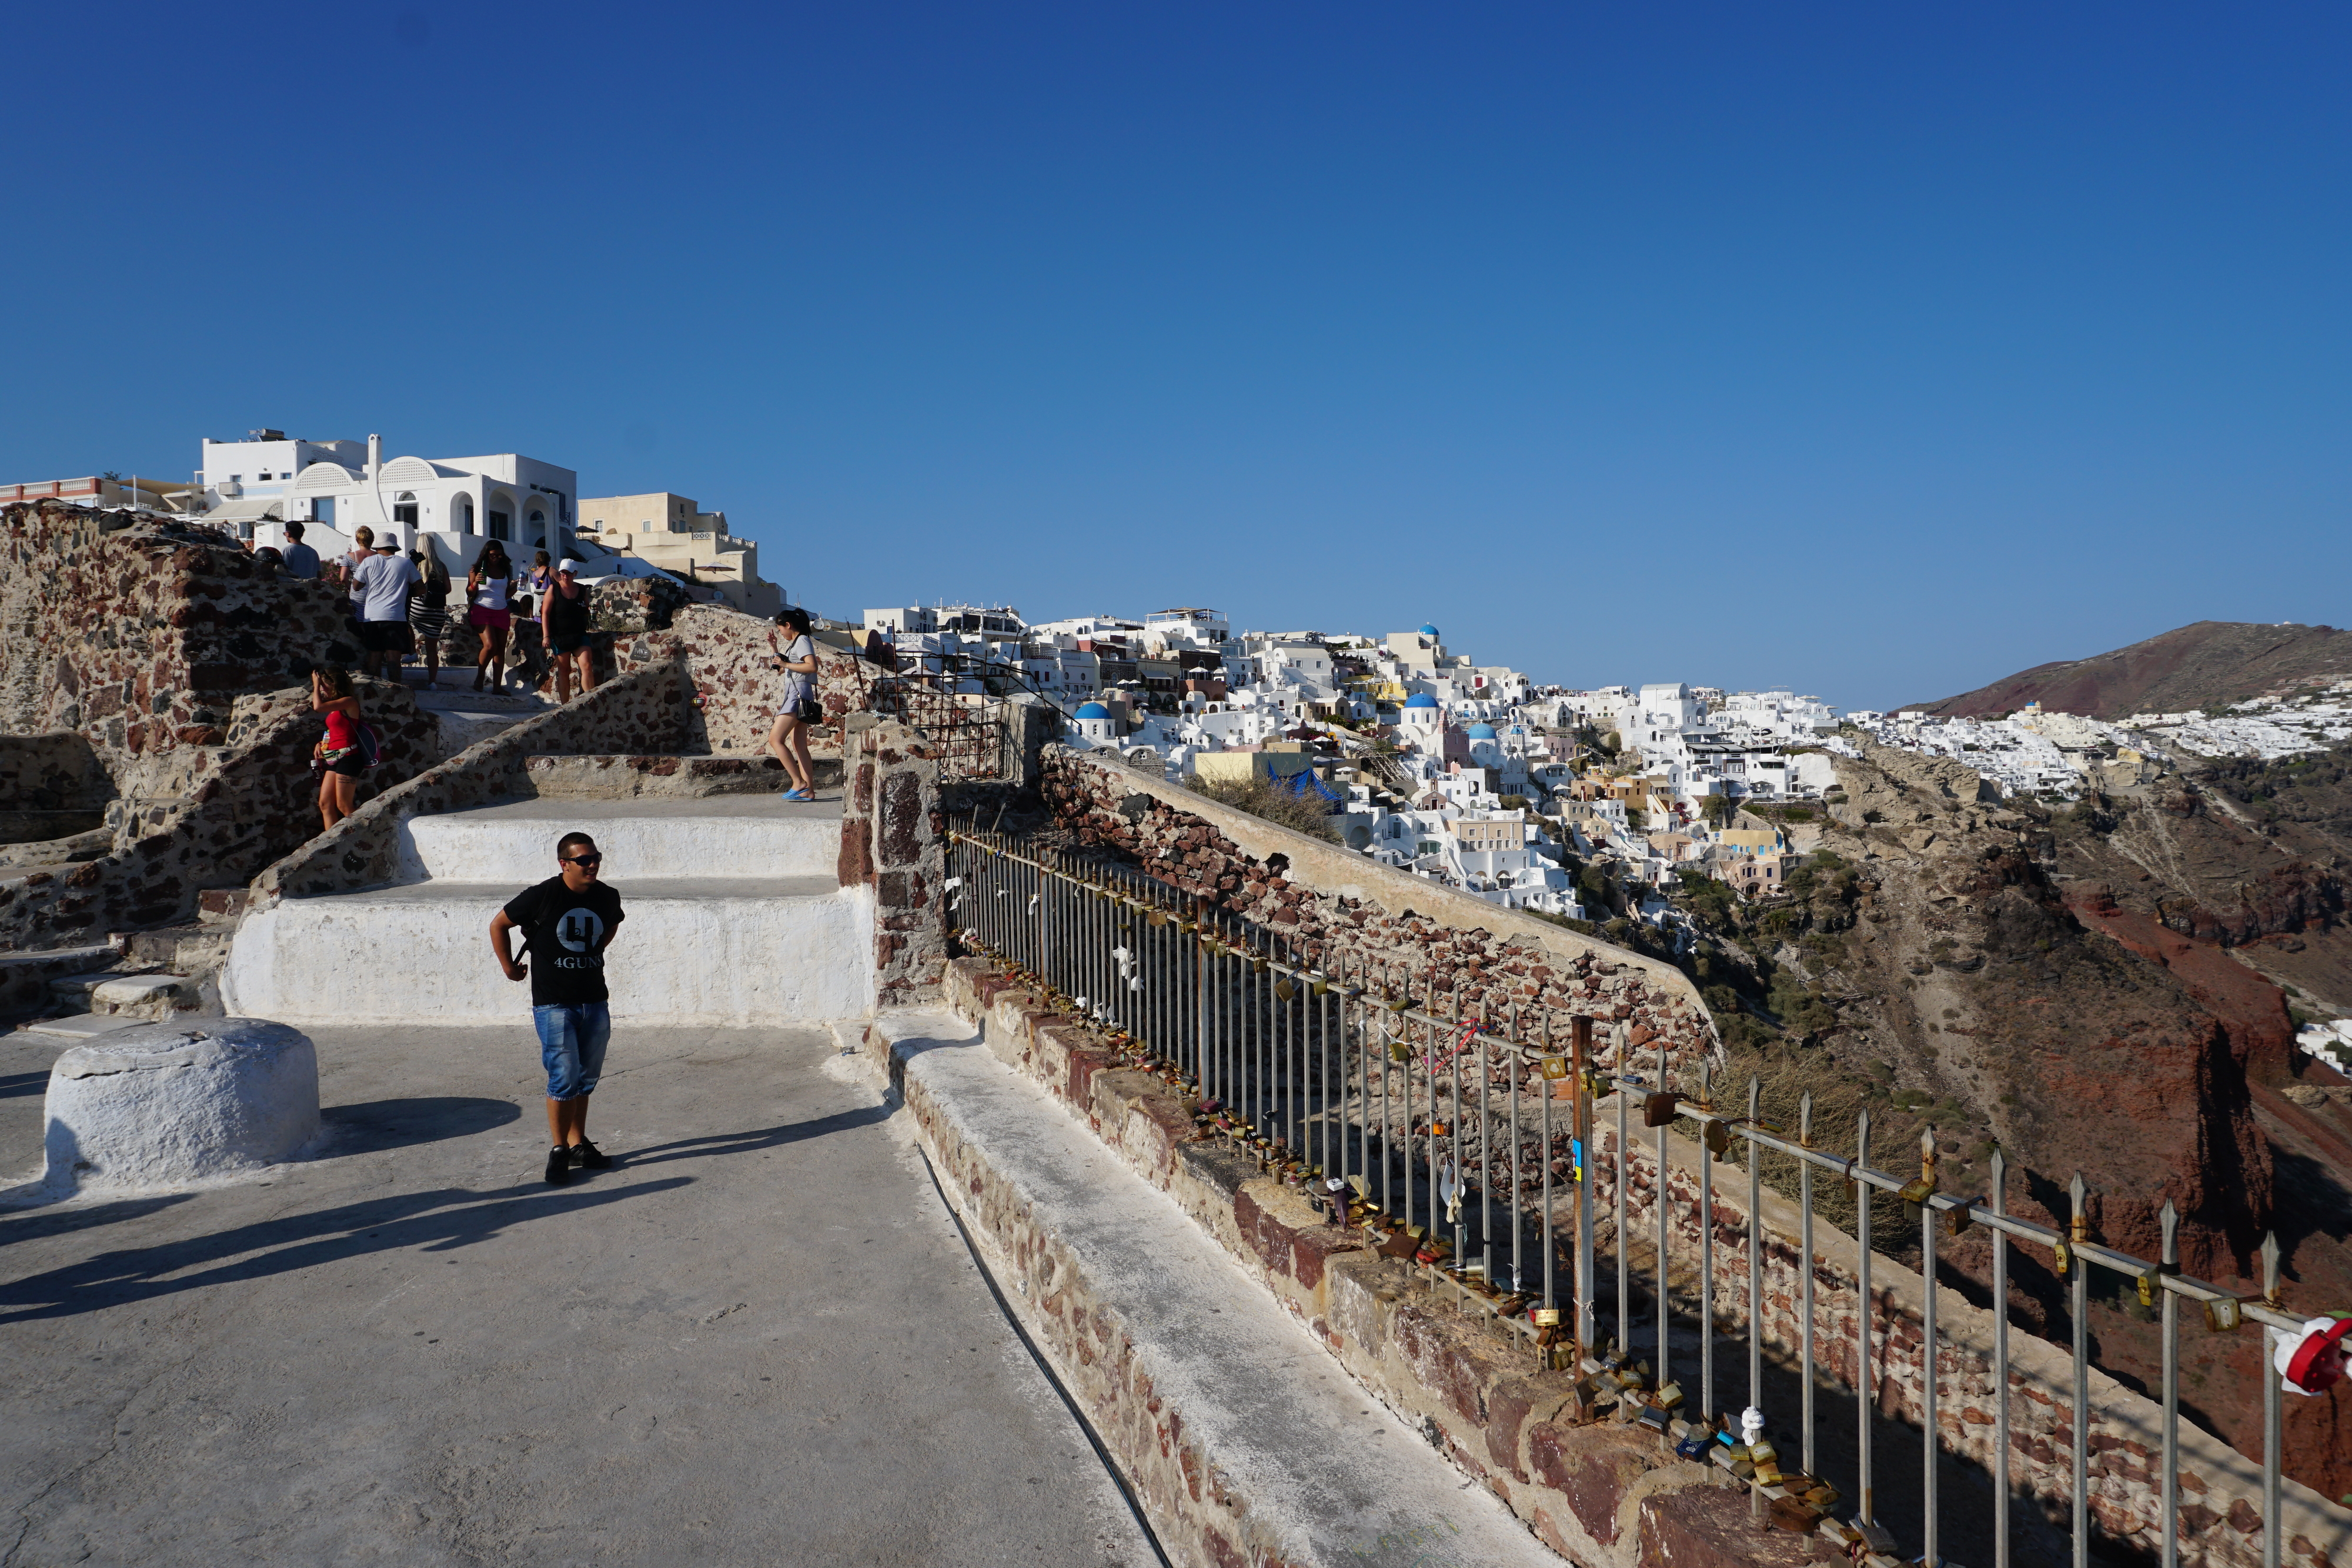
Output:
[205,431,584,575]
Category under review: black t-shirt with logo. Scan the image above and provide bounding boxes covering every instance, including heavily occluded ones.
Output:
[503,875,626,1006]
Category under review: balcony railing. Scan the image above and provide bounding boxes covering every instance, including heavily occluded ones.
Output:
[945,828,2341,1568]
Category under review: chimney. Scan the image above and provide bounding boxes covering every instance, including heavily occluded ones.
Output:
[367,433,382,483]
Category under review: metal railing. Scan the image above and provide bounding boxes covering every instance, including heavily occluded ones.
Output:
[864,652,1024,781]
[945,829,2333,1568]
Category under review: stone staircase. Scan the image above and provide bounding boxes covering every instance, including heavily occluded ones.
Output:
[221,795,873,1028]
[16,965,206,1039]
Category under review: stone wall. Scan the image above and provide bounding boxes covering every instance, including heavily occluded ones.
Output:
[0,732,111,847]
[0,944,123,1018]
[836,718,948,1009]
[0,733,108,812]
[250,660,691,901]
[924,958,2350,1568]
[612,606,876,755]
[1038,745,1711,1069]
[0,503,360,772]
[0,678,437,949]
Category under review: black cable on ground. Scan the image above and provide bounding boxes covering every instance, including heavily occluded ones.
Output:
[916,1144,1175,1568]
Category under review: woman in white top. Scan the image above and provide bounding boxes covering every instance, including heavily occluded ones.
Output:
[466,541,517,694]
[765,605,821,801]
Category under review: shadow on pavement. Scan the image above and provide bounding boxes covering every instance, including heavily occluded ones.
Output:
[323,1096,524,1154]
[619,1102,896,1169]
[0,1069,48,1101]
[0,1176,691,1325]
[0,1193,198,1251]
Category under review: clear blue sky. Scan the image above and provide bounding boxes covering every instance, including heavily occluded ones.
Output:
[6,2,2346,708]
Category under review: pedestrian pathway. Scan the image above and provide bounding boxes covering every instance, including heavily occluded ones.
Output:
[0,1021,1155,1566]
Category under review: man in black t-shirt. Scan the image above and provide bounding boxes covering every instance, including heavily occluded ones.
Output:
[490,830,626,1185]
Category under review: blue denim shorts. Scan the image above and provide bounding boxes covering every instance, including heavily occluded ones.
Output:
[534,1003,611,1100]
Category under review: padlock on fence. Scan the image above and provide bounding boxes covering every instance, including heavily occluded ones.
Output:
[2137,1262,2180,1309]
[1643,1091,1681,1128]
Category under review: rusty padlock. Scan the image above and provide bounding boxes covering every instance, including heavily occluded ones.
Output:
[1643,1091,1681,1128]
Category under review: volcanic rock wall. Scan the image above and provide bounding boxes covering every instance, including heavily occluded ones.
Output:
[1038,746,1712,1065]
[0,678,435,947]
[834,718,948,1010]
[0,502,359,784]
[613,606,874,754]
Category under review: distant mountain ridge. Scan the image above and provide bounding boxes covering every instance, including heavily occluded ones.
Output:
[1910,620,2352,720]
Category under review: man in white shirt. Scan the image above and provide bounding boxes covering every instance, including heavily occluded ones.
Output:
[350,536,421,679]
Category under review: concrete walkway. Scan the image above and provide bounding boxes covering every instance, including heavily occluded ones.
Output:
[0,1021,1154,1566]
[869,1012,1569,1568]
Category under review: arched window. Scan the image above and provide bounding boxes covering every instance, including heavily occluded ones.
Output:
[455,496,475,536]
[393,491,419,527]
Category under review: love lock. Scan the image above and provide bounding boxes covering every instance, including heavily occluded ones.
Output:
[1702,1120,1730,1161]
[2276,1315,2352,1395]
[1643,1091,1681,1128]
[1540,1056,1568,1081]
[1438,1160,1464,1224]
[1274,978,1297,1003]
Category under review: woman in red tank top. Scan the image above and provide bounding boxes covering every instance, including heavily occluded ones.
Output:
[310,667,366,830]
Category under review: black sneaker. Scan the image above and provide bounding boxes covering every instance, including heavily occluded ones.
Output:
[544,1146,572,1185]
[570,1139,610,1171]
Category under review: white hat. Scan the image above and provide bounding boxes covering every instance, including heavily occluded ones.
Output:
[558,558,584,574]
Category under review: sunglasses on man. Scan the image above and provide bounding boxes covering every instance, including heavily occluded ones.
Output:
[564,853,604,867]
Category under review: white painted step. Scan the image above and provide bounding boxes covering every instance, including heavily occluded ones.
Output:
[396,796,842,886]
[19,1013,146,1040]
[223,877,874,1028]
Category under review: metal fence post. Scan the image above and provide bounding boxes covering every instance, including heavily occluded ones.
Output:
[2160,1198,2179,1568]
[1856,1108,1873,1532]
[1575,1014,1595,1355]
[1992,1144,2010,1568]
[2069,1172,2089,1568]
[2262,1231,2282,1568]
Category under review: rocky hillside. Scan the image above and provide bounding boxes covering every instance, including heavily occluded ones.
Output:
[1668,739,2352,1502]
[1911,620,2352,719]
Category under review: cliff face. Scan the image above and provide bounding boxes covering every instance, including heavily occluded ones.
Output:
[1788,743,2277,1280]
[1700,740,2351,1500]
[1911,620,2352,719]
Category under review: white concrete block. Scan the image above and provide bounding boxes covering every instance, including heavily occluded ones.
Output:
[21,1013,146,1040]
[398,801,838,885]
[223,880,876,1028]
[42,1019,320,1194]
